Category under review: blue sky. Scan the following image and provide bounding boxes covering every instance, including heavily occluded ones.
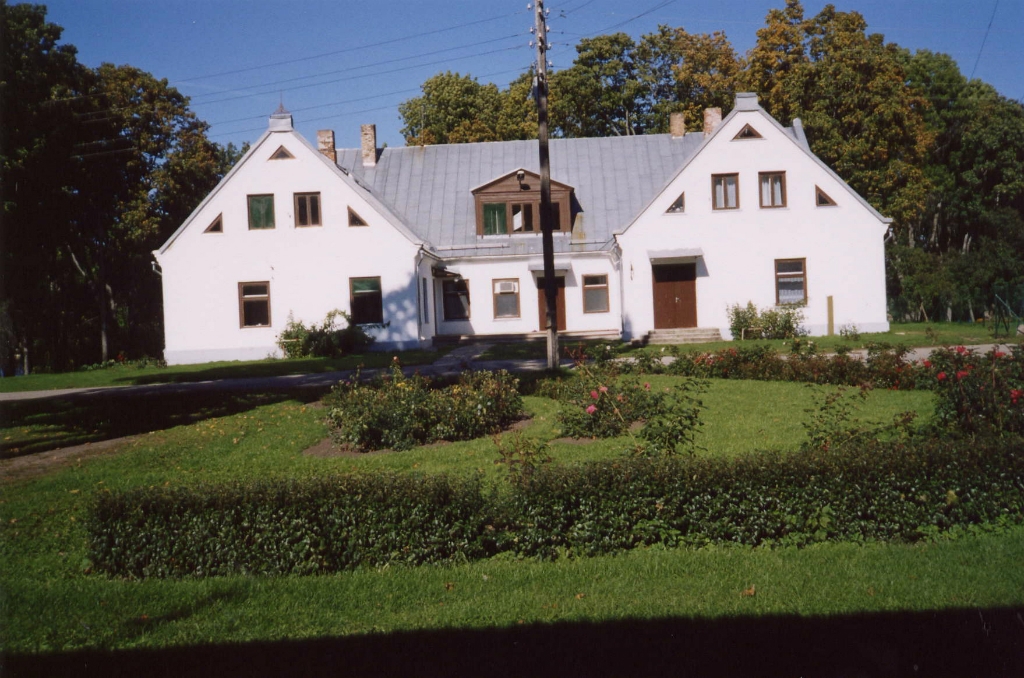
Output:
[43,1,1024,152]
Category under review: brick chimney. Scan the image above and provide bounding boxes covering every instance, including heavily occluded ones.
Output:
[669,112,686,138]
[317,130,336,163]
[360,124,377,168]
[703,107,722,137]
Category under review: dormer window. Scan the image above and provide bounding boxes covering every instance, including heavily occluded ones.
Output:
[472,169,573,236]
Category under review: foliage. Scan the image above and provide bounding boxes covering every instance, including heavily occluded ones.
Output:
[554,359,707,455]
[88,435,1024,577]
[323,365,523,451]
[276,310,374,359]
[0,4,235,372]
[727,301,805,340]
[493,431,551,486]
[926,345,1024,436]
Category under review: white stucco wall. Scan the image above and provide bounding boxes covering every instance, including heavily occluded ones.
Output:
[155,127,426,365]
[617,107,890,341]
[432,253,621,338]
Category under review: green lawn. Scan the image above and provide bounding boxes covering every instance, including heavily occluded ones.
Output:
[0,348,447,394]
[480,321,1005,361]
[6,376,1005,659]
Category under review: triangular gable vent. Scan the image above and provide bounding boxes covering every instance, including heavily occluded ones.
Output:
[348,207,368,227]
[269,145,295,160]
[204,214,223,233]
[815,186,837,206]
[732,124,763,140]
[666,192,685,213]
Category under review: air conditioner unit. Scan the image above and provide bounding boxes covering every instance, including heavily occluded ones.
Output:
[495,281,519,294]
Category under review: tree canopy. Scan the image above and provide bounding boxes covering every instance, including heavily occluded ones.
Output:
[1,2,236,372]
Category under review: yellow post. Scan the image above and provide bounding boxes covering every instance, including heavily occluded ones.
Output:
[827,295,834,336]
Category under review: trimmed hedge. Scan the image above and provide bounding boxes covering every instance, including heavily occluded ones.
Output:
[88,437,1024,578]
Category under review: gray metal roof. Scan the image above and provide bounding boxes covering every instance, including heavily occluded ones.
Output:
[336,134,704,258]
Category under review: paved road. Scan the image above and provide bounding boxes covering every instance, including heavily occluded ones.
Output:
[0,342,1014,404]
[0,344,575,403]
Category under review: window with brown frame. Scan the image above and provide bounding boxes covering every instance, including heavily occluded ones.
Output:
[238,282,271,327]
[815,186,837,206]
[443,279,471,320]
[204,214,223,233]
[350,277,383,324]
[712,174,739,210]
[775,259,807,305]
[492,279,520,318]
[348,207,368,226]
[666,192,685,213]
[294,193,321,226]
[582,274,609,313]
[269,145,294,160]
[247,194,275,229]
[759,172,787,208]
[733,123,763,140]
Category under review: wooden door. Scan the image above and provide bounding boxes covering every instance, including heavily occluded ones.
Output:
[652,263,697,329]
[536,276,566,331]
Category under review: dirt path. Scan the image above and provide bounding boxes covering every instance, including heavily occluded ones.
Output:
[0,436,137,484]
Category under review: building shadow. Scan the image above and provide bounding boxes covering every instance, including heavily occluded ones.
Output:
[5,607,1022,677]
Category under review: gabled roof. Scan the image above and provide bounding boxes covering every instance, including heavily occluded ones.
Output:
[155,115,423,257]
[614,93,889,238]
[337,134,704,257]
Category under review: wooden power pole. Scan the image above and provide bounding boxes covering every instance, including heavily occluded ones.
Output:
[534,0,559,369]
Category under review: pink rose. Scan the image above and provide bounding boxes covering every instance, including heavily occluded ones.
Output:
[590,390,599,400]
[586,404,597,414]
[599,385,608,393]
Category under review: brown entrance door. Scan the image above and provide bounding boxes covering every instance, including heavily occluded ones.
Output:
[536,276,566,331]
[652,263,697,329]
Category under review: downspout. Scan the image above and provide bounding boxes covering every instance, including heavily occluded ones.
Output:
[613,235,627,341]
[414,248,424,342]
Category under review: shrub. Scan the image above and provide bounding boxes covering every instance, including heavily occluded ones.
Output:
[323,365,523,451]
[88,436,1024,578]
[727,301,805,340]
[926,344,1024,435]
[555,363,707,454]
[277,309,374,358]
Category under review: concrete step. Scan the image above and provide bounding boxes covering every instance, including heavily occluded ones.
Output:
[645,328,723,345]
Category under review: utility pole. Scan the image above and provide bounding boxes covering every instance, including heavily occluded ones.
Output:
[533,0,559,369]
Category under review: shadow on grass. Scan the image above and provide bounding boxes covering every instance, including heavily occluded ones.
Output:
[0,387,326,459]
[4,607,1022,677]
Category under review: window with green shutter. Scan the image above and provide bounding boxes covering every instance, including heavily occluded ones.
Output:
[248,194,275,229]
[482,203,507,235]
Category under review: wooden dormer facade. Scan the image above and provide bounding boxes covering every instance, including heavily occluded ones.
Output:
[471,169,574,236]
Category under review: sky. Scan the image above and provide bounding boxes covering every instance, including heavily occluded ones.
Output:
[41,0,1024,152]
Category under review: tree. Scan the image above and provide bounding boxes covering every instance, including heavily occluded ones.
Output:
[398,72,504,145]
[549,33,645,137]
[0,3,233,370]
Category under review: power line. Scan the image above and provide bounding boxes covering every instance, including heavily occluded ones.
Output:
[969,0,999,80]
[173,10,526,83]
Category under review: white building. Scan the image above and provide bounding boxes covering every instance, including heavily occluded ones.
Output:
[154,94,890,365]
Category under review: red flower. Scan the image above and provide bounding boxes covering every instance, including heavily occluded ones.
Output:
[923,360,932,368]
[937,372,947,381]
[590,390,599,400]
[955,345,967,355]
[599,385,608,393]
[644,382,651,390]
[1011,389,1022,405]
[956,371,968,381]
[995,351,1006,359]
[586,404,597,414]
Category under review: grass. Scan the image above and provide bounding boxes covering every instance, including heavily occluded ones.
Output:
[479,321,1006,361]
[0,348,448,394]
[1,376,1015,663]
